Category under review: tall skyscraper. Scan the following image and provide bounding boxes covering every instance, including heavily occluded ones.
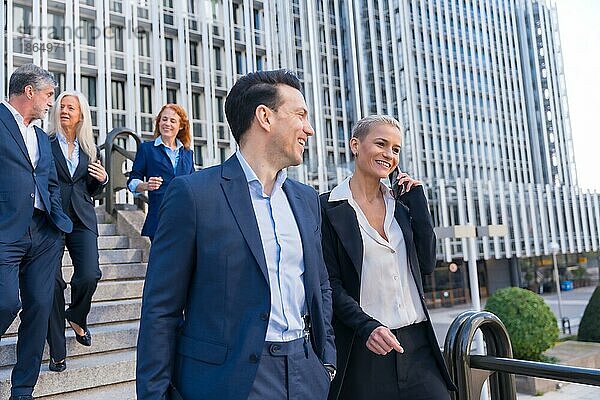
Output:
[2,0,597,297]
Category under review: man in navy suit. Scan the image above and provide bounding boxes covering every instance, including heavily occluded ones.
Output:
[0,64,73,399]
[136,70,336,400]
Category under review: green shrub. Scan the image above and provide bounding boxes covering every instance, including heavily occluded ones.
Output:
[578,285,600,343]
[484,287,559,361]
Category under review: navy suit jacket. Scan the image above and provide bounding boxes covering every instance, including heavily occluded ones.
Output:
[136,155,336,400]
[50,138,107,234]
[0,103,72,243]
[320,186,456,399]
[127,140,195,238]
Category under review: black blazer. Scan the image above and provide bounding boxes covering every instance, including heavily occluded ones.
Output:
[50,138,107,234]
[320,185,455,399]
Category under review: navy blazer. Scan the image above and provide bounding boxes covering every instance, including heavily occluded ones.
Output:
[127,140,195,238]
[136,155,336,400]
[50,138,107,234]
[320,186,455,399]
[0,103,72,243]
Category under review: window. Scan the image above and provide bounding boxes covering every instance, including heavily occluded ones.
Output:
[191,92,202,119]
[14,4,33,35]
[253,9,261,29]
[81,76,97,107]
[215,96,224,123]
[140,85,152,113]
[235,51,246,74]
[80,19,96,46]
[138,31,150,56]
[52,71,66,97]
[165,38,174,61]
[48,13,66,40]
[111,81,125,110]
[167,88,177,104]
[190,41,199,66]
[213,46,222,70]
[110,25,124,52]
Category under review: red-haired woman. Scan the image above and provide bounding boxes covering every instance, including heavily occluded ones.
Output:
[128,104,195,240]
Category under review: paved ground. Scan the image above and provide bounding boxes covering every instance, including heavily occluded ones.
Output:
[428,285,600,399]
[517,383,600,399]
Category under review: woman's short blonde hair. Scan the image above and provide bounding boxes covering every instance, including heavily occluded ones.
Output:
[351,115,403,145]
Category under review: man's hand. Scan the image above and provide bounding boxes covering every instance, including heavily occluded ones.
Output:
[366,326,404,355]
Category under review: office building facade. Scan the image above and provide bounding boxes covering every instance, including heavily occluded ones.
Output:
[2,0,598,303]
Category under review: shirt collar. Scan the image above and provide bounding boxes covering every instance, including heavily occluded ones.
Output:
[154,136,183,150]
[329,175,394,202]
[56,130,79,145]
[235,150,287,196]
[2,100,41,128]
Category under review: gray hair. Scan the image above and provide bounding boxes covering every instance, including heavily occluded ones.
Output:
[8,64,57,97]
[48,91,97,163]
[351,115,403,144]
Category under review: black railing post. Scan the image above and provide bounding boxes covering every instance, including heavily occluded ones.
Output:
[444,311,517,400]
[101,127,142,214]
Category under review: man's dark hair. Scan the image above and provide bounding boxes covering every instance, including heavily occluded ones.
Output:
[224,69,302,144]
[8,64,57,97]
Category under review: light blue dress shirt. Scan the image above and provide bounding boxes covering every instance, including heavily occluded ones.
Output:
[128,136,183,194]
[56,131,80,177]
[236,150,307,342]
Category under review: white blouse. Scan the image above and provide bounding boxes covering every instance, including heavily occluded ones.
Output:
[329,176,427,329]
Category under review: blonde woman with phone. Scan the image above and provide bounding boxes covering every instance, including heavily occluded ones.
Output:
[319,115,456,399]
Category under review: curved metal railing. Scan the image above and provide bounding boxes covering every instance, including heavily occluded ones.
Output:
[99,127,143,214]
[444,310,600,399]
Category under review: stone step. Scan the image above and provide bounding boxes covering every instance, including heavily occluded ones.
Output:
[0,321,139,368]
[0,349,136,399]
[39,380,136,400]
[65,279,144,304]
[63,248,142,266]
[97,223,116,236]
[98,235,129,250]
[62,262,147,282]
[5,299,142,336]
[95,209,111,224]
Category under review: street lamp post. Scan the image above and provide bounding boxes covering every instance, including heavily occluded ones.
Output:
[548,241,565,332]
[434,224,506,400]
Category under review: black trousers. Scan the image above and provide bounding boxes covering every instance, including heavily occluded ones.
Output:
[247,337,331,400]
[339,322,450,400]
[0,211,63,397]
[46,214,101,361]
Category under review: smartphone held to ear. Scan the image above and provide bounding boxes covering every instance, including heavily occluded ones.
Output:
[389,167,406,199]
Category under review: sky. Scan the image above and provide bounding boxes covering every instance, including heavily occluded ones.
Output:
[553,0,600,191]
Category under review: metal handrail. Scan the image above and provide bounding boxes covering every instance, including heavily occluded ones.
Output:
[470,355,600,387]
[445,310,600,399]
[100,127,144,214]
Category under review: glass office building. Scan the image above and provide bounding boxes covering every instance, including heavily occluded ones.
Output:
[2,0,598,302]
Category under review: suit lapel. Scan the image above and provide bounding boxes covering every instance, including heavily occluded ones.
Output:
[325,199,364,277]
[394,202,422,289]
[51,138,71,180]
[0,103,33,166]
[73,148,89,181]
[220,156,269,282]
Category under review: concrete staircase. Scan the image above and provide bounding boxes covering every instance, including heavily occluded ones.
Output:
[0,209,149,399]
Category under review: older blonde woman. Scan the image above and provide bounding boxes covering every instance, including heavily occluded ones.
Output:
[320,115,456,399]
[46,91,107,372]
